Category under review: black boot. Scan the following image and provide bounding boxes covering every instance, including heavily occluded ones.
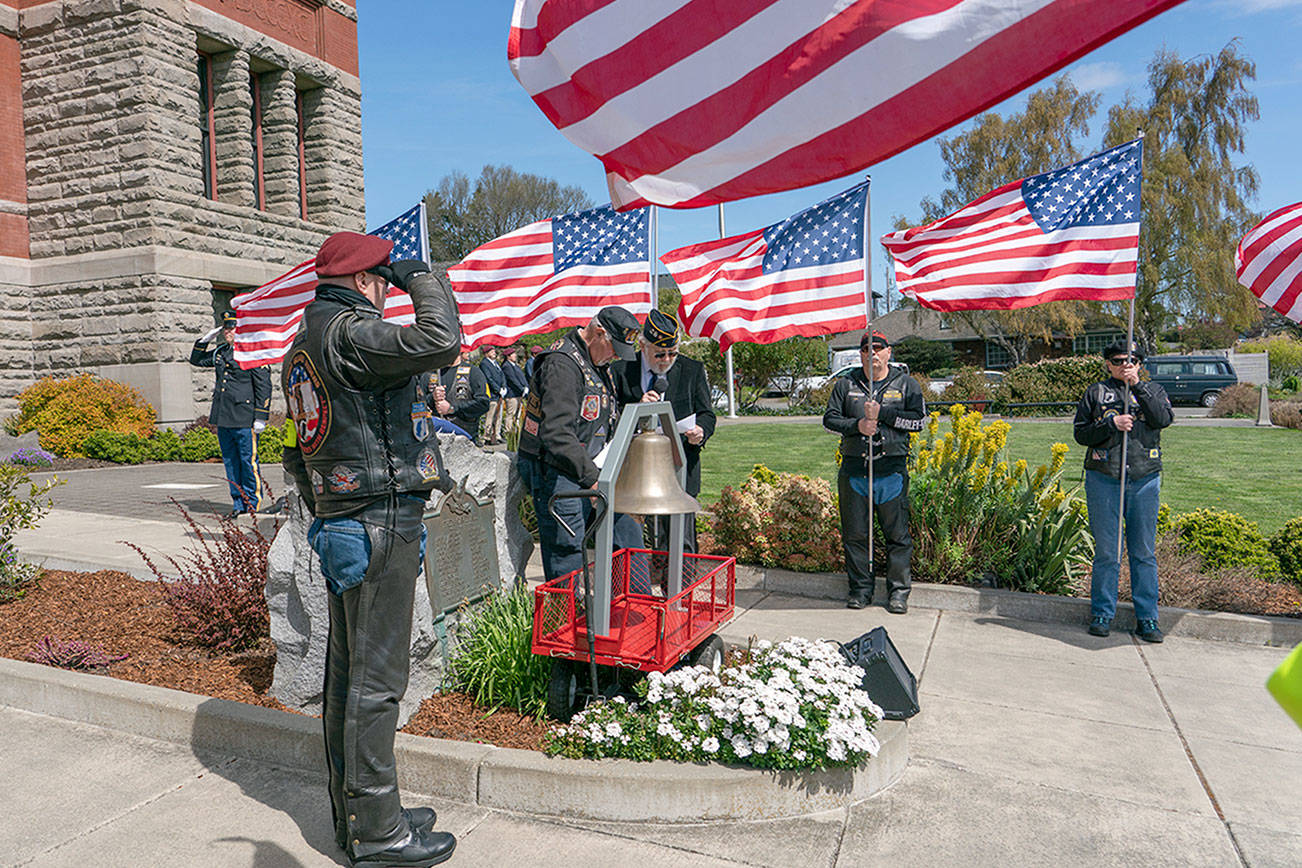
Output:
[886,590,909,614]
[351,826,456,868]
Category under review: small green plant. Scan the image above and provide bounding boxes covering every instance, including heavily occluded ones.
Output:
[148,428,183,462]
[179,426,221,461]
[1282,374,1300,393]
[26,636,127,670]
[1270,517,1302,587]
[124,500,271,652]
[255,424,285,464]
[0,463,62,602]
[6,373,156,457]
[1171,508,1280,580]
[450,581,549,718]
[710,465,841,572]
[82,430,151,464]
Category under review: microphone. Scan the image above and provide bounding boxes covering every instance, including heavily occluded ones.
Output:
[653,375,669,396]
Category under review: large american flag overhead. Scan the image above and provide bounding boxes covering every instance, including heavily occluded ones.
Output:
[448,204,651,349]
[663,181,869,350]
[508,0,1186,210]
[882,140,1142,311]
[230,204,425,369]
[1236,203,1302,324]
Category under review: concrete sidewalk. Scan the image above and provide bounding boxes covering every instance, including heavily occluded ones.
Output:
[5,463,1301,866]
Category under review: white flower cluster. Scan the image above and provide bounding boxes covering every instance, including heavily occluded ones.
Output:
[547,637,883,769]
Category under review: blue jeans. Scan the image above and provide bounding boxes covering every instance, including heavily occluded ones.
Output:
[517,453,642,583]
[1085,469,1161,622]
[217,426,260,513]
[308,509,428,597]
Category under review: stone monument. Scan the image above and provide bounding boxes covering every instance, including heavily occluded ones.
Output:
[265,434,534,724]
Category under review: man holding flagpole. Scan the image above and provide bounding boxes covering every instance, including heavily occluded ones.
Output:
[824,330,925,613]
[1074,342,1172,642]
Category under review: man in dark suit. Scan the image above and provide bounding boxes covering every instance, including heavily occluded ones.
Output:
[613,310,716,550]
[190,310,272,517]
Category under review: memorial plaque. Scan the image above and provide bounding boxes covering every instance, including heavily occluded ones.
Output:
[423,482,501,616]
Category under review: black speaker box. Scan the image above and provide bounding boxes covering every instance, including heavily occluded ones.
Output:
[839,627,919,720]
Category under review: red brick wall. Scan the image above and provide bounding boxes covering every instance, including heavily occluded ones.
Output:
[189,0,358,76]
[0,32,28,259]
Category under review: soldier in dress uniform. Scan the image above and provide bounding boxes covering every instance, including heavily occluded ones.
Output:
[190,310,272,517]
[516,306,644,581]
[280,231,460,868]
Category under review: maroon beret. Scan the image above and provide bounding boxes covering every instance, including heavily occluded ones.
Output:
[315,232,393,278]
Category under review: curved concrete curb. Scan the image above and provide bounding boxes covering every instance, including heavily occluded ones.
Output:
[0,656,906,821]
[739,565,1302,647]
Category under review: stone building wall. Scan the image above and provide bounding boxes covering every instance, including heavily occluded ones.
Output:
[1,0,365,422]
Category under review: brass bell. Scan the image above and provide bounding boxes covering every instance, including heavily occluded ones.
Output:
[612,430,700,515]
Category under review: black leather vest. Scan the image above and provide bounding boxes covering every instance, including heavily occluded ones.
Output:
[517,332,618,462]
[839,367,913,463]
[1081,381,1164,479]
[281,292,444,517]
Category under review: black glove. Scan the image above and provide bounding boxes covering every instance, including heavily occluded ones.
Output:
[386,260,431,291]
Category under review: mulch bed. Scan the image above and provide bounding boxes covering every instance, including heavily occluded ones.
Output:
[0,569,550,750]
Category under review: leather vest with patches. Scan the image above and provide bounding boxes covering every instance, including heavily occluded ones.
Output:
[1081,381,1163,479]
[281,292,445,517]
[517,332,617,462]
[838,367,913,465]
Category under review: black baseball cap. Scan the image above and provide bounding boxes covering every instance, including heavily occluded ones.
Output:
[859,330,890,350]
[1102,341,1145,362]
[596,306,640,361]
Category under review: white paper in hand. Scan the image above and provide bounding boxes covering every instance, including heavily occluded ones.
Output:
[593,442,612,469]
[675,413,696,434]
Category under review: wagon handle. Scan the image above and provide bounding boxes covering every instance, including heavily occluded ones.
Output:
[547,489,609,704]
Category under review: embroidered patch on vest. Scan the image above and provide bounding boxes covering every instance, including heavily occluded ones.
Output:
[311,470,324,494]
[327,465,360,493]
[285,351,330,456]
[1149,448,1159,458]
[523,416,539,435]
[417,449,440,482]
[581,394,601,421]
[411,402,433,441]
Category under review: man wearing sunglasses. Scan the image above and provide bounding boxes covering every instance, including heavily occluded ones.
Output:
[613,309,717,551]
[1073,341,1174,643]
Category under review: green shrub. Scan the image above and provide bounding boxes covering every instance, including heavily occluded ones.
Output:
[1271,517,1302,587]
[1240,334,1302,380]
[892,336,955,375]
[939,367,998,407]
[710,465,842,572]
[1208,382,1259,418]
[7,373,156,457]
[179,426,221,461]
[450,582,548,718]
[82,430,151,464]
[1283,374,1300,393]
[1171,508,1279,580]
[254,423,285,464]
[0,464,62,602]
[998,355,1108,415]
[147,428,183,462]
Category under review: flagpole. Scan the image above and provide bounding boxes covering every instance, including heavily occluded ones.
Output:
[649,205,659,311]
[862,179,875,585]
[720,203,737,419]
[1116,131,1144,565]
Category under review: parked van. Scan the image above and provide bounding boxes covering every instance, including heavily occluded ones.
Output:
[1143,354,1237,407]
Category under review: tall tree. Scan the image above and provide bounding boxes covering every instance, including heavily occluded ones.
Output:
[1102,43,1260,347]
[904,76,1101,365]
[424,165,595,261]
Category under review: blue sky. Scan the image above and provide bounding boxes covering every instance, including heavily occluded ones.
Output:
[358,0,1302,295]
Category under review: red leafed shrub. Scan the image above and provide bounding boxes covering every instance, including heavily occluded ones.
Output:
[124,501,271,652]
[710,465,842,572]
[27,635,127,670]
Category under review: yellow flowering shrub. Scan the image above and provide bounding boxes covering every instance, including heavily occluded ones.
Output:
[7,373,156,458]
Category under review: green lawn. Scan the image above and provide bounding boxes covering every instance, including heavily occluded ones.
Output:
[699,419,1301,534]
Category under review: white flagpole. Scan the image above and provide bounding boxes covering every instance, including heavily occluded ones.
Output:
[720,203,737,419]
[649,205,659,311]
[1116,131,1145,565]
[862,179,875,581]
[418,200,431,265]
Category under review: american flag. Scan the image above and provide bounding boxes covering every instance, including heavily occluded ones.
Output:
[882,140,1143,311]
[508,0,1186,210]
[1236,202,1302,324]
[448,204,651,349]
[230,203,427,369]
[663,181,868,351]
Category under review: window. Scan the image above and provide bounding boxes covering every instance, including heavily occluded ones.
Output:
[197,53,216,199]
[985,341,1012,369]
[296,91,308,219]
[250,73,265,210]
[1191,362,1222,376]
[1152,363,1183,377]
[1073,331,1125,355]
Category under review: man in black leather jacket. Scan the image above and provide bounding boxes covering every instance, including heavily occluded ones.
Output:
[281,231,460,868]
[1074,341,1173,644]
[824,331,925,613]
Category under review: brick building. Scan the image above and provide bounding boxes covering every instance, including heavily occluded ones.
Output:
[0,0,366,421]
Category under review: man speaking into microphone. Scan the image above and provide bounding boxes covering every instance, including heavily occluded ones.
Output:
[613,309,716,551]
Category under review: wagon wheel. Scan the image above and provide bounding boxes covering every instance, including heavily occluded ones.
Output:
[546,658,579,722]
[685,635,725,673]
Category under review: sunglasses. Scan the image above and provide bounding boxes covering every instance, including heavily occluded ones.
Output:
[1107,356,1138,365]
